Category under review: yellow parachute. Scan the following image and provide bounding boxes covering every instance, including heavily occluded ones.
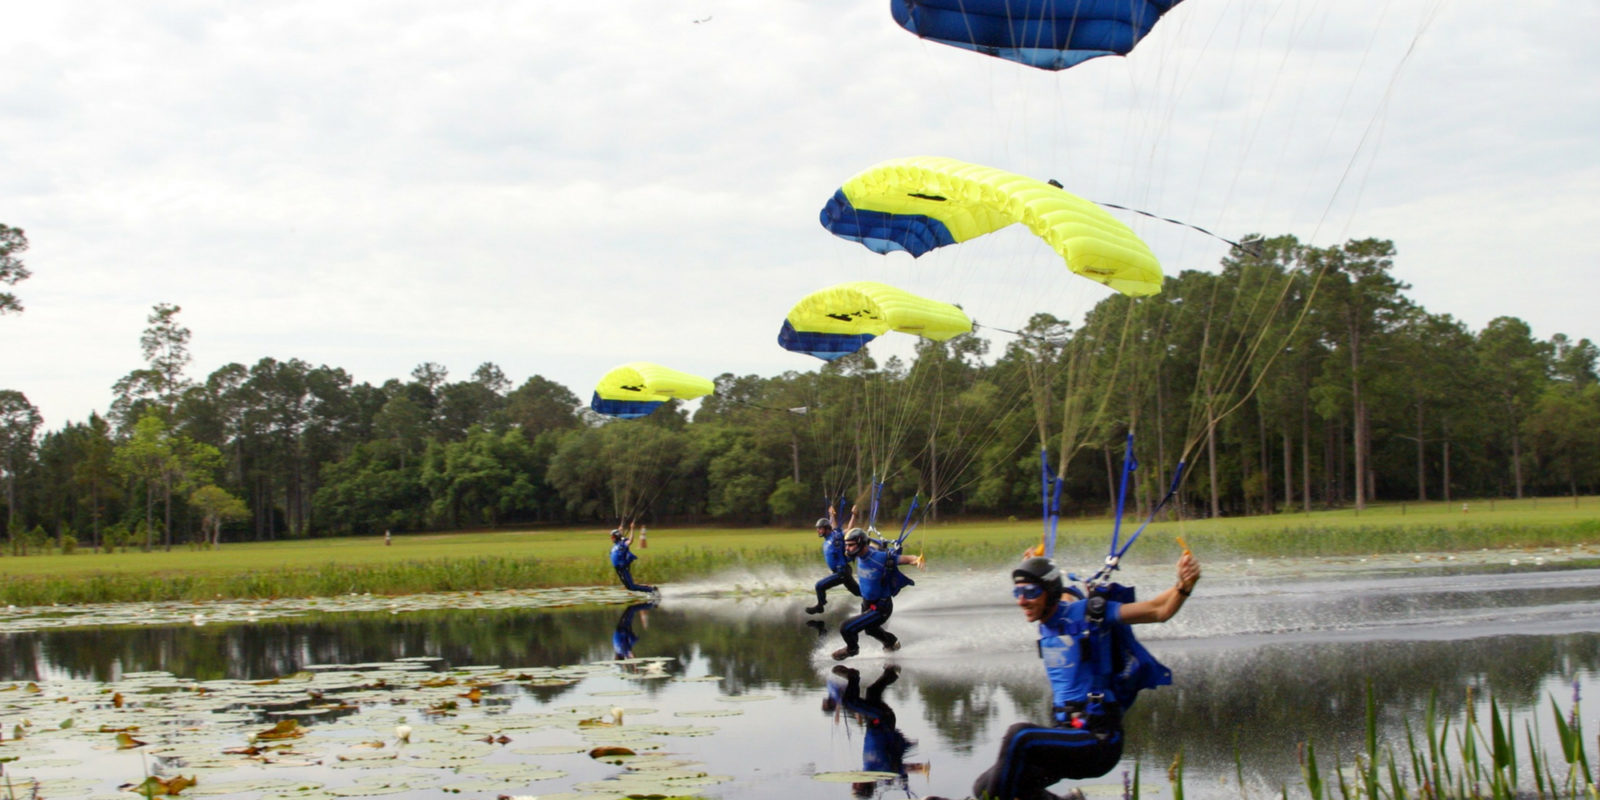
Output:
[819,156,1162,297]
[590,362,715,419]
[778,281,973,361]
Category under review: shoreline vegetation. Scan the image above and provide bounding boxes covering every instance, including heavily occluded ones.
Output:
[0,497,1596,607]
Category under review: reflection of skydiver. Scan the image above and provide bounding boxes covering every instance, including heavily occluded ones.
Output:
[826,664,915,799]
[612,600,656,659]
[807,508,860,615]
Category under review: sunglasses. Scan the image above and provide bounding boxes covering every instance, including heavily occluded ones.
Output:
[1012,584,1046,600]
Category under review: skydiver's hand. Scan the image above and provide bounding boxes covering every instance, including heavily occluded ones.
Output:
[1176,551,1200,592]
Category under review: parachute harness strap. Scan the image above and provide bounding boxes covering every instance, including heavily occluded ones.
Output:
[1082,434,1188,590]
[1039,449,1065,558]
[867,479,886,533]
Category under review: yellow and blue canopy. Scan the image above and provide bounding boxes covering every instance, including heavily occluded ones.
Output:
[778,281,973,361]
[591,362,715,419]
[820,156,1162,298]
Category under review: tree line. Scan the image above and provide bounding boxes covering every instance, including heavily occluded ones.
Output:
[1,233,1597,551]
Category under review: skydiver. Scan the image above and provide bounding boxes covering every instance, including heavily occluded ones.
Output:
[806,506,860,615]
[831,526,924,661]
[609,522,656,594]
[958,551,1201,800]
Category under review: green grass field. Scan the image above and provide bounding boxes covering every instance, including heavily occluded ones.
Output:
[2,496,1597,605]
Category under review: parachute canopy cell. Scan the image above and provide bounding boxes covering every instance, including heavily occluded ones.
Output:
[591,362,715,419]
[779,281,974,361]
[820,156,1162,297]
[890,0,1184,71]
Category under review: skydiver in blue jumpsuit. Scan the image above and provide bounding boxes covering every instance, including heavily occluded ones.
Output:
[609,523,656,594]
[959,552,1200,800]
[807,507,861,615]
[831,528,925,661]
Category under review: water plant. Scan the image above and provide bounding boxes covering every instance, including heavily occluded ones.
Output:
[1151,683,1598,800]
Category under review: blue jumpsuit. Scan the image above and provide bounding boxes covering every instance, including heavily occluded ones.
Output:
[812,529,860,608]
[839,546,909,654]
[971,598,1128,800]
[610,540,655,593]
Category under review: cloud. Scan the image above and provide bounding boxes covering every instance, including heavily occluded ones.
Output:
[2,0,1596,428]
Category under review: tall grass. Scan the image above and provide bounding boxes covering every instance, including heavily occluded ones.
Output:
[0,510,1595,605]
[1142,685,1597,800]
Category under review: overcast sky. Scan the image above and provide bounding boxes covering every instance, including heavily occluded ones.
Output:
[4,0,1597,429]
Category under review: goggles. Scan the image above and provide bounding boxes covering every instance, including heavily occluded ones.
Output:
[1012,583,1047,600]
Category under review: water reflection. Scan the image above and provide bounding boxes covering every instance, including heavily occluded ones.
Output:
[824,664,924,797]
[612,600,656,659]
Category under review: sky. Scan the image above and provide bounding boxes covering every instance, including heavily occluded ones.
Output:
[4,0,1597,430]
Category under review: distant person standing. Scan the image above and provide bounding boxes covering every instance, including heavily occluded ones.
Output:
[384,529,391,546]
[610,522,657,594]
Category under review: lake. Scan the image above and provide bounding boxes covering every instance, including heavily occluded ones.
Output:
[0,547,1595,799]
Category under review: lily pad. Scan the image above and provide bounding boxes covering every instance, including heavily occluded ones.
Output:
[813,770,902,782]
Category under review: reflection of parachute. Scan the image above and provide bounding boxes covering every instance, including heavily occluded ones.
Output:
[779,281,973,362]
[820,157,1162,298]
[890,0,1184,71]
[590,362,714,419]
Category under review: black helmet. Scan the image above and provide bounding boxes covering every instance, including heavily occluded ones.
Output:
[844,528,868,546]
[815,518,832,530]
[610,530,622,542]
[1012,556,1064,599]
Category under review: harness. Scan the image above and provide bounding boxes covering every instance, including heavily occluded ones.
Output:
[610,542,635,568]
[1037,584,1171,729]
[856,542,914,602]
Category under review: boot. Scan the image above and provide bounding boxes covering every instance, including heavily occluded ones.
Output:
[832,646,856,661]
[805,603,825,615]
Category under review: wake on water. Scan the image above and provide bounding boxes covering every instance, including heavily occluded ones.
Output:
[649,546,1600,675]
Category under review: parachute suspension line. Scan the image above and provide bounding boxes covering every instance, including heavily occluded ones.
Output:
[1168,0,1450,478]
[895,493,921,551]
[1088,196,1264,256]
[1154,1,1452,480]
[1053,298,1140,481]
[866,479,887,534]
[1082,433,1188,589]
[900,335,1042,511]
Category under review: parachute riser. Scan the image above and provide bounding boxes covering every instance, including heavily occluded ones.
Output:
[1039,449,1065,559]
[1060,435,1188,591]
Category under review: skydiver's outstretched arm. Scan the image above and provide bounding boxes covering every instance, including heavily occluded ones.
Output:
[1117,551,1200,625]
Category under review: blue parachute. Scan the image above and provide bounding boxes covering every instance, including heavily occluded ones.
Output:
[890,0,1184,71]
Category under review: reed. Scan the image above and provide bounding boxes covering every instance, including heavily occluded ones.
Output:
[1142,684,1597,800]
